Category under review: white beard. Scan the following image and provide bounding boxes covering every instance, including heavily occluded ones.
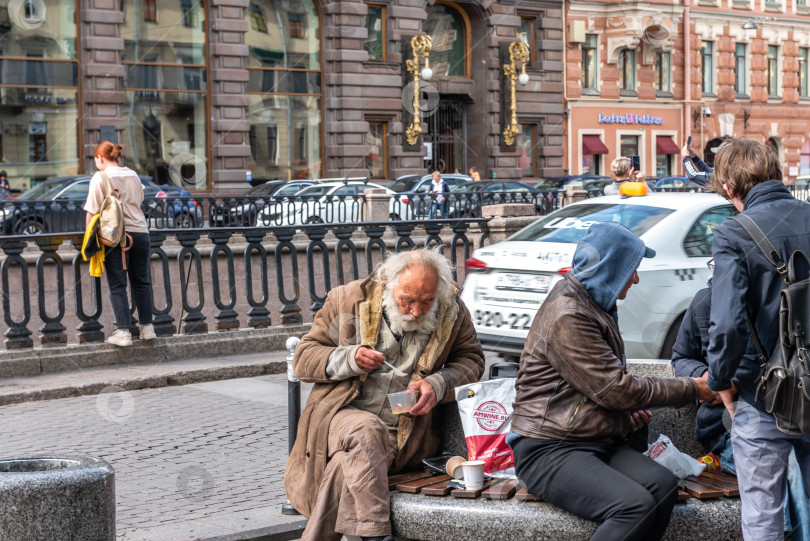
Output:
[382,285,439,335]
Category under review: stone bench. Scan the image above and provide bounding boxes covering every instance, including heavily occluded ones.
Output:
[389,360,743,541]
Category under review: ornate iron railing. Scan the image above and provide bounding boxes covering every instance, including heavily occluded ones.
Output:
[0,219,490,350]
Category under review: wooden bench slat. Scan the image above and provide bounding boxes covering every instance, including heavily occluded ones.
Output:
[420,479,457,496]
[677,489,691,501]
[396,474,452,494]
[451,480,492,499]
[388,472,431,490]
[514,488,541,502]
[700,471,739,485]
[482,479,520,500]
[688,475,739,497]
[678,478,724,499]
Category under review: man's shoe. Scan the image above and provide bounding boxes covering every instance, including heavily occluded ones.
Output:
[107,329,132,347]
[140,324,156,340]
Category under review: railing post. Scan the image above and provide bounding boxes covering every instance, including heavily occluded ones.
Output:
[177,231,208,334]
[1,238,33,349]
[282,335,301,516]
[149,232,176,337]
[244,230,272,328]
[35,237,67,347]
[208,230,239,331]
[71,237,105,344]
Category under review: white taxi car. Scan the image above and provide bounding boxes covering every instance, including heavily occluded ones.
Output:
[460,192,736,360]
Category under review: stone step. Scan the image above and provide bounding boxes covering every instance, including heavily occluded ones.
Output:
[0,349,291,406]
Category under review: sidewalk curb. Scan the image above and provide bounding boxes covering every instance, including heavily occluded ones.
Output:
[0,361,287,407]
[201,519,308,541]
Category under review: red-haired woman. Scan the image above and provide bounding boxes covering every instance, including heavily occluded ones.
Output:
[83,141,155,346]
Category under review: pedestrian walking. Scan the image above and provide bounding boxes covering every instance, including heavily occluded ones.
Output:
[84,141,155,346]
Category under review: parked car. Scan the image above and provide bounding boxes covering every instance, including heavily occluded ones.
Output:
[460,192,737,360]
[534,175,610,192]
[651,176,701,190]
[447,180,545,218]
[0,175,201,234]
[210,180,316,227]
[256,180,409,225]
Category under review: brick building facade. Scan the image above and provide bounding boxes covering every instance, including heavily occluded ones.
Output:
[0,0,565,195]
[564,0,810,182]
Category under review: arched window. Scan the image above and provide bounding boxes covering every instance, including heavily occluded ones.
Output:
[423,2,469,78]
[245,0,322,181]
[0,0,79,192]
[121,1,209,191]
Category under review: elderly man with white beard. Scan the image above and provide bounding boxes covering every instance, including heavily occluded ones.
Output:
[284,248,485,541]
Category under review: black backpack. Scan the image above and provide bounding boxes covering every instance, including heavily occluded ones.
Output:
[732,214,810,435]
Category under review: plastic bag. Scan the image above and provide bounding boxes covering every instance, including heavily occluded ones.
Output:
[644,434,706,479]
[455,378,516,478]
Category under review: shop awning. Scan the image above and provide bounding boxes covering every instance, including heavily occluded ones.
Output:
[582,135,609,155]
[657,136,680,155]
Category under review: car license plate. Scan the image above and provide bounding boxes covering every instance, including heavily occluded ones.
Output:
[495,272,550,293]
[473,310,533,330]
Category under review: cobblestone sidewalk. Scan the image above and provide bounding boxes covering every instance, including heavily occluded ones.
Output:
[0,374,311,540]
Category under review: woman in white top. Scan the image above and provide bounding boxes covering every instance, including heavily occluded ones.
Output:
[428,171,447,218]
[83,141,155,347]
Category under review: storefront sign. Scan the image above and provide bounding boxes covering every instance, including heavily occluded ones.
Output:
[598,113,663,125]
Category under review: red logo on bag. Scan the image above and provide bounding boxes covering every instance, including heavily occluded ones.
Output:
[473,401,510,431]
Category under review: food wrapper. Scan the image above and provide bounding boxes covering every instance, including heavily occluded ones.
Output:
[697,452,722,472]
[644,434,706,479]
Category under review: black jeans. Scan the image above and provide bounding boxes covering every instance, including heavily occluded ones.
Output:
[511,436,678,541]
[105,232,153,330]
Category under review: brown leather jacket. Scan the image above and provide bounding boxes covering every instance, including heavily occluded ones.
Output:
[512,275,697,442]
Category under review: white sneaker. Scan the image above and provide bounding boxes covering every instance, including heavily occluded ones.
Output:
[140,324,156,341]
[107,329,132,347]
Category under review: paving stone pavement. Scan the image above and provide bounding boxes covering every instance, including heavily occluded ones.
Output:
[0,373,312,541]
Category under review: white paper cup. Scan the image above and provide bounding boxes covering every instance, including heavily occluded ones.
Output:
[461,460,485,489]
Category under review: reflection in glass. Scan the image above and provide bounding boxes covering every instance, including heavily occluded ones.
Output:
[518,125,535,177]
[518,18,534,69]
[423,4,466,77]
[246,94,322,181]
[246,0,320,70]
[655,52,670,92]
[367,122,386,178]
[620,135,638,160]
[121,90,208,191]
[0,0,77,61]
[582,35,598,90]
[620,49,635,91]
[365,5,385,61]
[122,2,205,64]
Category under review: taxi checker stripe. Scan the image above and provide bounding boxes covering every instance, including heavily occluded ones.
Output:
[674,269,696,281]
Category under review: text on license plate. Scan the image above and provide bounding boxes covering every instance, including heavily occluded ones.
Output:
[495,272,550,292]
[474,310,532,330]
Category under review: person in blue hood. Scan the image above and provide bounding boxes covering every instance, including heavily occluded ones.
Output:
[507,221,716,541]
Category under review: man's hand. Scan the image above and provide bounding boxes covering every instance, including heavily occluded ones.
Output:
[693,375,719,403]
[681,144,691,158]
[629,409,653,430]
[355,347,385,372]
[719,381,739,417]
[407,380,437,416]
[699,371,723,406]
[630,169,646,184]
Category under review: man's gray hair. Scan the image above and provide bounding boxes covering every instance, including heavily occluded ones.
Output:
[378,247,454,298]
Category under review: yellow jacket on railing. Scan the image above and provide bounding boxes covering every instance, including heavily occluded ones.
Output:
[81,213,105,277]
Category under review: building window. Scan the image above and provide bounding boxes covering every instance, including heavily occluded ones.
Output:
[767,45,779,96]
[619,49,635,92]
[143,0,157,22]
[123,0,208,189]
[734,43,747,95]
[518,17,535,69]
[518,124,536,177]
[249,3,268,32]
[799,48,808,98]
[364,5,386,61]
[423,2,468,77]
[180,0,194,27]
[246,0,323,180]
[0,3,78,192]
[701,41,713,95]
[620,135,639,161]
[288,14,305,38]
[655,51,671,93]
[582,34,598,91]
[366,121,387,179]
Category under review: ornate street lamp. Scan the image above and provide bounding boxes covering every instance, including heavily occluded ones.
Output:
[502,41,531,147]
[405,35,433,146]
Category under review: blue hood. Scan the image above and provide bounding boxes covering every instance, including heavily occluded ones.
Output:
[570,222,655,313]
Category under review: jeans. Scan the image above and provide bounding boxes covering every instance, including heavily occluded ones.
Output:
[105,232,153,330]
[731,399,810,541]
[511,437,678,541]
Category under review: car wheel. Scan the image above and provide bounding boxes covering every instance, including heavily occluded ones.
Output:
[173,212,195,228]
[389,212,402,221]
[659,313,685,359]
[15,220,46,235]
[305,216,324,224]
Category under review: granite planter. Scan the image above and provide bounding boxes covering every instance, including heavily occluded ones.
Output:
[0,455,115,541]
